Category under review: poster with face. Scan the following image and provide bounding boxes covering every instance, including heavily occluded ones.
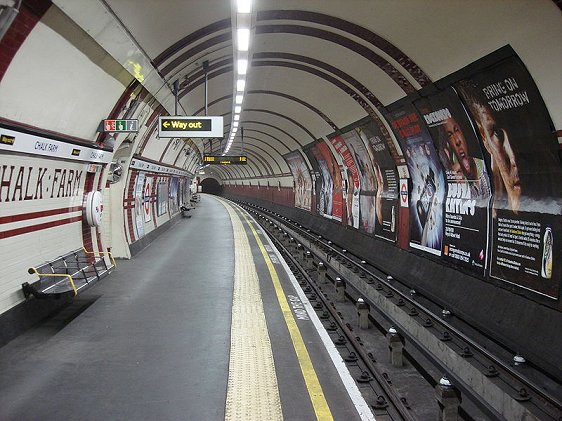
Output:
[357,121,400,242]
[455,56,561,298]
[309,141,343,221]
[329,135,360,229]
[415,88,492,275]
[338,131,377,234]
[284,151,313,211]
[387,105,446,256]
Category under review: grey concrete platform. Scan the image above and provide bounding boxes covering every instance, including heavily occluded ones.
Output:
[0,194,366,421]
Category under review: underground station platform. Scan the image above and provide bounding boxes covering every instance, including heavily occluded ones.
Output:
[0,195,379,421]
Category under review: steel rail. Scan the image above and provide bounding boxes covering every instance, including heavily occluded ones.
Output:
[241,201,562,418]
[254,211,413,421]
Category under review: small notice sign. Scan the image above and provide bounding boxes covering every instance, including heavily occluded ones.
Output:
[102,119,139,133]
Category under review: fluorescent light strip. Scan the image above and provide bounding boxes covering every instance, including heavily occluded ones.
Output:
[227,0,253,155]
[237,0,251,13]
[237,28,250,51]
[237,59,248,75]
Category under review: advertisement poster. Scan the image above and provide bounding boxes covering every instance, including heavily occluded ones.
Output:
[415,88,492,275]
[339,131,378,233]
[388,105,446,256]
[169,177,179,214]
[144,176,153,222]
[134,172,145,239]
[455,56,561,298]
[329,135,360,228]
[310,141,343,221]
[157,180,168,216]
[368,115,409,178]
[303,145,322,215]
[179,178,188,206]
[358,121,400,242]
[284,151,313,211]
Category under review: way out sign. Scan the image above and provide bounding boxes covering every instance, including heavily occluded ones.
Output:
[158,116,223,138]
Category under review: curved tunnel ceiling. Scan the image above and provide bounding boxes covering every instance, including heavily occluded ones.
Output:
[86,0,431,179]
[53,0,561,181]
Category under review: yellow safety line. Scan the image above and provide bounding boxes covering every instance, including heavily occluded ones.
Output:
[239,209,334,421]
[222,203,283,421]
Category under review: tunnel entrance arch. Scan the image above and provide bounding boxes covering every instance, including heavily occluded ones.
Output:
[200,177,223,195]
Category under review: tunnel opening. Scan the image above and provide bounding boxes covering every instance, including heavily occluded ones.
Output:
[200,177,223,195]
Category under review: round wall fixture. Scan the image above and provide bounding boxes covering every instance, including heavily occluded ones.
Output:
[85,191,103,227]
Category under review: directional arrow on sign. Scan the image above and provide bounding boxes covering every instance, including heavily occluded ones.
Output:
[158,116,223,138]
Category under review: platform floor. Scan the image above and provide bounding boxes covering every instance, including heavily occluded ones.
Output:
[0,194,374,421]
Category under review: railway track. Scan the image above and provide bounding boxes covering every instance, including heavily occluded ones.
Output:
[239,201,562,421]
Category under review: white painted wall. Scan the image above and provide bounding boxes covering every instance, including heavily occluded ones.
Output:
[0,8,128,139]
[0,154,86,313]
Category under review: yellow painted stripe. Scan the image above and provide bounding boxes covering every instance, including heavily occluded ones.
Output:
[239,209,334,421]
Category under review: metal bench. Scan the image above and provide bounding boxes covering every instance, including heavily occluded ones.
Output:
[22,248,115,299]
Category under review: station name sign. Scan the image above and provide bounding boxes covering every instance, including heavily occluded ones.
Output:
[102,119,138,133]
[158,116,223,138]
[203,155,247,165]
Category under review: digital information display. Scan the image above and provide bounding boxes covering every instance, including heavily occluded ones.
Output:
[158,116,223,138]
[203,155,247,165]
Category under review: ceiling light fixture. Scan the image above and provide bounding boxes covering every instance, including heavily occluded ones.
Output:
[226,0,253,155]
[237,59,248,75]
[237,28,250,51]
[237,0,251,13]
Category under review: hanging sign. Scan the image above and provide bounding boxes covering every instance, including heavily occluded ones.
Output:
[158,116,223,138]
[203,155,247,165]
